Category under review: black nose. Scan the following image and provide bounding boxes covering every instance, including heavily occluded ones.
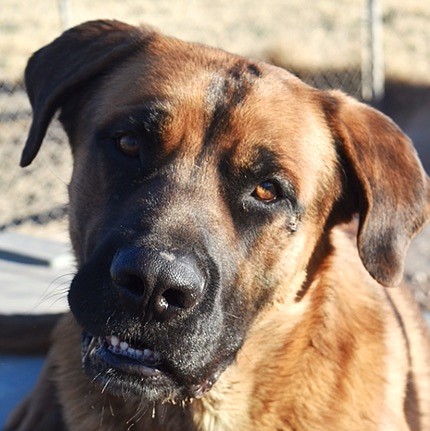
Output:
[110,247,205,321]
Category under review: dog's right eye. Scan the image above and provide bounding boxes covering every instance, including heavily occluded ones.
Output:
[252,180,281,203]
[115,133,140,157]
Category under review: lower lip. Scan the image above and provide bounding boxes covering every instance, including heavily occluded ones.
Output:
[95,344,162,378]
[81,334,225,401]
[82,333,166,377]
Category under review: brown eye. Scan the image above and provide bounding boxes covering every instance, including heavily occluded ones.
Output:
[116,133,140,157]
[252,181,280,203]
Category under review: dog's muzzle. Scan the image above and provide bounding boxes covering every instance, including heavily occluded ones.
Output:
[75,246,224,401]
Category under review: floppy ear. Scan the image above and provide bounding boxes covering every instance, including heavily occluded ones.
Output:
[324,90,430,287]
[21,20,155,167]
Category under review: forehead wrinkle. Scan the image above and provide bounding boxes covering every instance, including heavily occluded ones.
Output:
[205,73,226,118]
[200,61,262,156]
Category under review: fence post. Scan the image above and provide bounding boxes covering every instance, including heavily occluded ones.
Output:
[58,0,72,30]
[361,0,385,103]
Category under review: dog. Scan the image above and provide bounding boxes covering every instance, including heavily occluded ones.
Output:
[6,20,430,431]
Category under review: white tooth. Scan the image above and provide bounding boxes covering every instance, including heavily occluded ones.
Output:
[128,348,136,355]
[110,336,120,347]
[120,341,129,351]
[143,349,152,358]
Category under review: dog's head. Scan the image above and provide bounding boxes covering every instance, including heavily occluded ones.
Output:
[22,20,430,402]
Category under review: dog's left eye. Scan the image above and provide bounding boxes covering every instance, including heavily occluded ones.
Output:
[252,181,281,203]
[115,133,140,157]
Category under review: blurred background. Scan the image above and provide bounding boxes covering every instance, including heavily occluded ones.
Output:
[0,0,430,425]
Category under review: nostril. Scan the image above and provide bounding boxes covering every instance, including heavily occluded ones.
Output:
[115,273,146,299]
[154,287,200,319]
[163,288,189,309]
[110,249,148,306]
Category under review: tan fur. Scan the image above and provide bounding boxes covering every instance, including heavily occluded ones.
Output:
[7,20,430,431]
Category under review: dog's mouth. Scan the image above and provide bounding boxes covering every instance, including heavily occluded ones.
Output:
[81,332,220,401]
[83,333,164,376]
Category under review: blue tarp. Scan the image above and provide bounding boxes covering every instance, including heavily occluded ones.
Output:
[0,356,45,428]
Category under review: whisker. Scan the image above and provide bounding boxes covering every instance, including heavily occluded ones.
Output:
[99,402,105,428]
[225,312,240,319]
[101,377,112,394]
[238,346,253,365]
[109,401,115,417]
[30,272,75,312]
[91,372,103,384]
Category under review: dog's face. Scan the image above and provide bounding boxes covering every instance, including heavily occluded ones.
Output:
[22,21,429,403]
[66,43,340,402]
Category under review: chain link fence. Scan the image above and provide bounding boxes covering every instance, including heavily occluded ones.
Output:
[1,88,70,230]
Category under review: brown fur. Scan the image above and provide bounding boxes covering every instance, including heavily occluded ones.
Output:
[7,20,430,431]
